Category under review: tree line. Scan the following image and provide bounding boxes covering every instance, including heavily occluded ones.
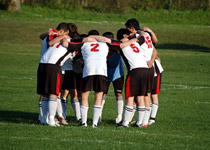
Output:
[1,0,210,12]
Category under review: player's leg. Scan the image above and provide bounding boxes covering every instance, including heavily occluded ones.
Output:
[48,94,58,126]
[142,94,151,127]
[61,89,69,120]
[136,96,145,127]
[92,91,103,127]
[38,95,43,124]
[80,91,90,126]
[122,97,134,127]
[70,89,81,121]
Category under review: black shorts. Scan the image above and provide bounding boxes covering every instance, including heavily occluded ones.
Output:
[151,73,162,95]
[37,63,61,95]
[147,67,155,93]
[82,75,107,92]
[125,68,148,98]
[62,70,76,90]
[104,76,124,95]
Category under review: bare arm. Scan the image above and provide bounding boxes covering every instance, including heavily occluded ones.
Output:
[147,47,157,68]
[142,27,158,43]
[120,38,138,49]
[88,35,111,43]
[48,35,70,46]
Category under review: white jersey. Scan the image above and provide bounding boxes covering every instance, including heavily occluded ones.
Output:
[121,42,148,71]
[81,42,108,78]
[154,59,164,76]
[139,32,153,62]
[40,39,70,66]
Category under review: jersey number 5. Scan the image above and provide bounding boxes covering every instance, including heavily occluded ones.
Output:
[130,44,140,53]
[90,43,99,52]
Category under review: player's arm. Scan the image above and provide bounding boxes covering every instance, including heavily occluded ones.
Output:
[49,35,70,46]
[147,47,157,68]
[142,27,158,43]
[120,36,145,49]
[39,28,54,40]
[88,35,111,43]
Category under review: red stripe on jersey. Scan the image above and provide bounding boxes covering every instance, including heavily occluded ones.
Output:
[156,74,160,94]
[125,76,131,98]
[56,73,60,95]
[69,42,82,44]
[110,42,121,46]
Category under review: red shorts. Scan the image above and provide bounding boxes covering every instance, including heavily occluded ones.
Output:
[81,75,107,92]
[125,68,148,98]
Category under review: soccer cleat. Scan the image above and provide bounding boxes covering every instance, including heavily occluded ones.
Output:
[54,117,60,124]
[59,117,68,125]
[148,120,155,125]
[142,124,149,128]
[92,124,98,128]
[79,123,87,127]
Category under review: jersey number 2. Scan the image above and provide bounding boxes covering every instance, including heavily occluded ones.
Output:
[90,43,99,52]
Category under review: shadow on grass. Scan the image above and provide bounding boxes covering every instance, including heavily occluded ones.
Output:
[0,110,38,124]
[0,110,116,126]
[156,43,210,53]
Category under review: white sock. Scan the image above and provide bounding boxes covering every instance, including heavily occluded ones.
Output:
[71,99,81,121]
[142,107,151,125]
[129,105,136,122]
[150,103,159,121]
[122,105,133,127]
[48,96,57,125]
[61,98,68,119]
[80,105,89,124]
[99,96,106,122]
[116,96,123,117]
[93,105,102,126]
[41,97,48,125]
[136,106,145,126]
[56,97,63,119]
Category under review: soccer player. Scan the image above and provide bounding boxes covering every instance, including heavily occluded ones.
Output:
[37,23,70,126]
[88,28,149,127]
[125,18,157,127]
[149,55,163,125]
[99,32,125,124]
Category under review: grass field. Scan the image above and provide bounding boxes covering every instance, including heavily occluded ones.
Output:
[0,5,210,150]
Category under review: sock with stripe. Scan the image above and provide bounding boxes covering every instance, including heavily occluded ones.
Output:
[122,105,133,127]
[129,105,136,122]
[71,99,81,121]
[80,105,89,125]
[136,106,145,126]
[116,96,124,119]
[93,105,102,126]
[48,96,57,126]
[38,101,43,123]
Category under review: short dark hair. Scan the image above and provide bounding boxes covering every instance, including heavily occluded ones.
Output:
[88,30,99,35]
[56,22,69,32]
[102,32,114,39]
[117,28,131,40]
[69,32,80,38]
[67,23,78,33]
[125,18,140,30]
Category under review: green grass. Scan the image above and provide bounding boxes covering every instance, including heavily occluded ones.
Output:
[0,5,210,150]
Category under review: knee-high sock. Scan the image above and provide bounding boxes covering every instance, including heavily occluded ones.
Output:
[71,99,81,121]
[56,97,63,119]
[41,97,49,125]
[38,101,43,122]
[99,96,105,121]
[136,106,145,126]
[116,96,124,117]
[61,98,68,119]
[129,105,136,122]
[93,105,102,126]
[142,107,151,125]
[150,103,159,121]
[48,96,57,125]
[80,105,89,124]
[122,105,133,127]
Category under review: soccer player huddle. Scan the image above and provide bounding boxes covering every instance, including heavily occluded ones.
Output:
[37,18,164,128]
